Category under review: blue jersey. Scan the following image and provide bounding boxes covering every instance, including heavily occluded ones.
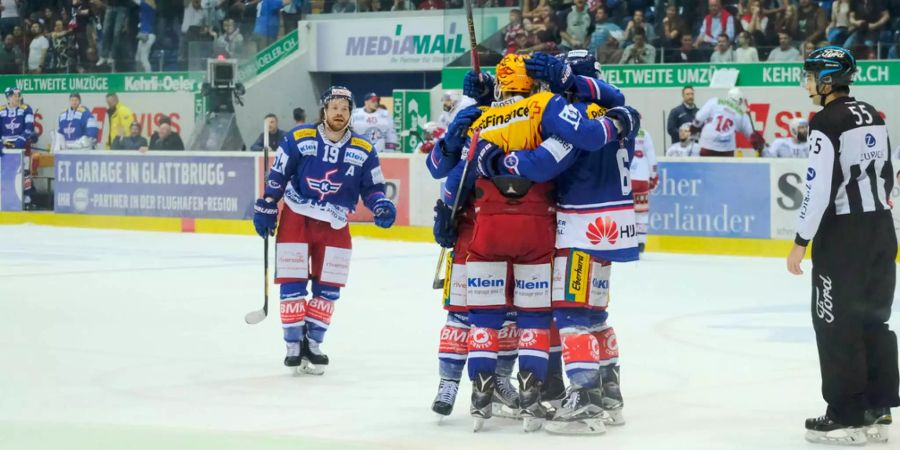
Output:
[57,106,99,147]
[253,0,282,38]
[498,103,638,262]
[266,124,387,229]
[0,103,35,147]
[139,0,157,35]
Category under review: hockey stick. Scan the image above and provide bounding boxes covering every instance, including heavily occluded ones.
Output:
[431,130,480,289]
[465,0,480,74]
[245,122,271,325]
[743,98,764,156]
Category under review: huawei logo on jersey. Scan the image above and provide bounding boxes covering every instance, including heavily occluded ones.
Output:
[586,216,619,245]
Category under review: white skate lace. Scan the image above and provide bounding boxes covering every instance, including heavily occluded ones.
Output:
[437,380,459,405]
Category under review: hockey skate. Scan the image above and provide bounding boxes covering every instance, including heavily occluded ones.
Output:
[865,407,892,444]
[471,373,495,432]
[542,371,567,408]
[297,339,328,375]
[492,376,521,420]
[517,371,553,432]
[431,378,459,418]
[600,365,625,426]
[284,342,302,371]
[805,415,867,446]
[544,387,607,435]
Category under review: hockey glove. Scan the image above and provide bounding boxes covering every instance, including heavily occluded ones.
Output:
[432,199,458,248]
[443,105,482,158]
[649,173,659,190]
[524,52,574,94]
[463,70,496,106]
[372,198,396,229]
[605,106,641,140]
[750,132,766,152]
[475,141,506,178]
[253,198,278,238]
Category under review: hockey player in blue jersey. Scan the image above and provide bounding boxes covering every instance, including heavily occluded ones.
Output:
[53,93,98,151]
[474,50,640,434]
[0,88,36,155]
[253,86,396,375]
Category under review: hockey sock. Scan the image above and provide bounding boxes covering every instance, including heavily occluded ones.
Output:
[306,282,339,344]
[548,321,562,376]
[516,311,551,382]
[280,281,308,343]
[497,319,518,377]
[438,313,469,381]
[592,324,619,368]
[467,309,506,381]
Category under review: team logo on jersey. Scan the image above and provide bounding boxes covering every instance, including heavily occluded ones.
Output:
[63,123,77,139]
[4,120,20,134]
[807,168,816,181]
[586,216,619,245]
[306,169,343,201]
[865,133,876,148]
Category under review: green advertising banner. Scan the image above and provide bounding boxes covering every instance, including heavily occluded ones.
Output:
[0,72,203,93]
[442,60,900,89]
[238,32,300,82]
[393,90,431,153]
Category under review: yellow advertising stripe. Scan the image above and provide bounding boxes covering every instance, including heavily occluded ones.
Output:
[0,211,182,232]
[647,235,796,258]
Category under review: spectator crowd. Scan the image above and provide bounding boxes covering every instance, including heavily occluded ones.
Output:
[502,0,900,63]
[0,0,304,75]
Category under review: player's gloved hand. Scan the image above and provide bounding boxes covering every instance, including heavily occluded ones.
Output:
[605,106,641,139]
[524,52,574,94]
[3,140,15,148]
[475,141,506,178]
[750,132,766,152]
[253,198,278,238]
[372,198,396,228]
[442,105,482,158]
[432,199,458,248]
[463,70,495,106]
[649,174,659,190]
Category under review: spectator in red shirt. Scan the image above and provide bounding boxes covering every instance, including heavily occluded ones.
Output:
[694,0,735,49]
[418,0,445,10]
[504,9,524,49]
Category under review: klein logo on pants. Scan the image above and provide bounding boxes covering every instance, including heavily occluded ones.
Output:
[815,274,835,323]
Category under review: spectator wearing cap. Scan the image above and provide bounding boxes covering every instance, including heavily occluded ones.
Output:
[111,122,149,151]
[694,0,735,49]
[293,107,306,125]
[149,115,185,151]
[351,92,398,152]
[104,93,135,150]
[587,5,622,56]
[251,113,285,151]
[597,29,624,64]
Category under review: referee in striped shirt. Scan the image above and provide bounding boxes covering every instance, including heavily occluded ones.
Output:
[787,46,899,445]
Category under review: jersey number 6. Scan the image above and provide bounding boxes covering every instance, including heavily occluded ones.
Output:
[616,146,632,196]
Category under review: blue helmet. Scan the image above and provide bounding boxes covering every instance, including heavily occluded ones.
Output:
[4,87,20,98]
[804,46,856,86]
[319,86,354,109]
[563,49,603,80]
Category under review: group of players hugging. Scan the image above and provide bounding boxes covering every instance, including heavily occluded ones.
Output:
[251,48,642,435]
[425,50,642,435]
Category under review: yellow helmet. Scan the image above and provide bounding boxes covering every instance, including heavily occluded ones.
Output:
[495,54,533,95]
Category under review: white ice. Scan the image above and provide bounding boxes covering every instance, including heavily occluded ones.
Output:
[1,225,897,450]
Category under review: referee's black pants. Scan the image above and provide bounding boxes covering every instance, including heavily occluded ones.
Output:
[810,211,900,426]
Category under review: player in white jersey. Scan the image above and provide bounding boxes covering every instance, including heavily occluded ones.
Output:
[437,91,477,129]
[763,118,810,158]
[350,92,398,152]
[630,128,658,253]
[692,88,764,157]
[666,123,700,157]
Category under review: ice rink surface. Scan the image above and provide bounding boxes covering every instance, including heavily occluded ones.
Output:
[1,225,898,450]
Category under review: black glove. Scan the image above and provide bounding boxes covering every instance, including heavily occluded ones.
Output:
[432,199,458,248]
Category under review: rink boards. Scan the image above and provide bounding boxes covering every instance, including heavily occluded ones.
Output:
[0,151,895,258]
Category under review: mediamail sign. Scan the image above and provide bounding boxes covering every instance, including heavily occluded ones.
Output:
[442,60,898,89]
[314,11,505,72]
